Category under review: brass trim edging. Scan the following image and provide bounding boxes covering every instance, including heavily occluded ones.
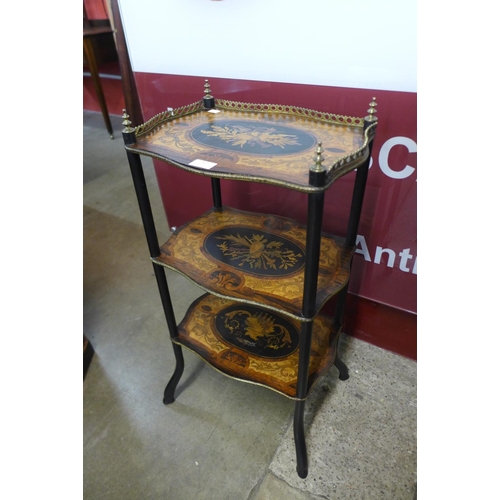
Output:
[126,100,377,192]
[134,100,205,137]
[126,149,327,193]
[125,103,377,193]
[214,99,364,127]
[151,257,315,323]
[150,256,352,323]
[171,338,305,400]
[171,322,343,401]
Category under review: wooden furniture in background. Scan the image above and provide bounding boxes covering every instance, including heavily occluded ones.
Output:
[110,0,144,126]
[83,25,115,138]
[83,0,142,130]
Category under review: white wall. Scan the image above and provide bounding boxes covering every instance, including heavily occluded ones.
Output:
[118,0,416,93]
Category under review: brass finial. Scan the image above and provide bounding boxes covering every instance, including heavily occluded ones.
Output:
[310,142,325,173]
[204,80,213,100]
[365,97,378,123]
[122,109,134,133]
[203,79,215,109]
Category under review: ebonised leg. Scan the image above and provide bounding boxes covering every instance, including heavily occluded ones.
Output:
[293,187,325,479]
[152,264,185,404]
[332,287,350,381]
[163,343,185,404]
[293,399,308,479]
[334,356,349,381]
[125,149,187,404]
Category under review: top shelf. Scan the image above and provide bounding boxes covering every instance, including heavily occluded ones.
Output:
[124,99,377,193]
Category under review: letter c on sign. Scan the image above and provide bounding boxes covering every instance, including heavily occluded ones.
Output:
[379,136,417,179]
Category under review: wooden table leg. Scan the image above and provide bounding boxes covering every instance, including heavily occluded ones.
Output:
[84,36,114,139]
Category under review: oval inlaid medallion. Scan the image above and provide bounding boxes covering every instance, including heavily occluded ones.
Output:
[204,227,305,276]
[214,304,299,358]
[190,120,316,156]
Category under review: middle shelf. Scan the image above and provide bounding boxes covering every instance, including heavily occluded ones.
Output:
[152,206,354,321]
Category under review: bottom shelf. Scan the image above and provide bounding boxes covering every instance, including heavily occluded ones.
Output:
[175,294,340,399]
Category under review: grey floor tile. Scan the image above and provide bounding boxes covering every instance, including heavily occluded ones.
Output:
[252,473,325,500]
[269,337,417,500]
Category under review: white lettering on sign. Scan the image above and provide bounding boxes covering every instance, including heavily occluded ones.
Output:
[355,235,417,274]
[374,246,396,267]
[378,136,417,179]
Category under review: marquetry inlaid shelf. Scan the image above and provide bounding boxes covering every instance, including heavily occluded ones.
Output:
[122,82,378,478]
[175,294,340,399]
[124,99,375,193]
[152,206,353,322]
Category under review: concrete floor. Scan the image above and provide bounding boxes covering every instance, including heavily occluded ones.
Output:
[83,111,417,500]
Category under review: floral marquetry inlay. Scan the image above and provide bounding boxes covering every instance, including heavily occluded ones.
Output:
[205,228,304,276]
[191,120,317,155]
[175,294,340,399]
[201,124,301,149]
[215,304,299,357]
[126,101,370,192]
[152,207,354,321]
